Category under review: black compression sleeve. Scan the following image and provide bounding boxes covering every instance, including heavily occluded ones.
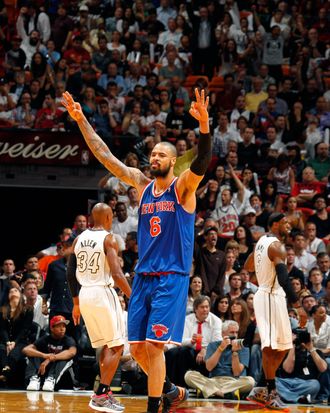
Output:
[66,253,80,298]
[190,132,212,176]
[275,263,298,303]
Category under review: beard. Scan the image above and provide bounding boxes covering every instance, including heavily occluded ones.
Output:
[150,163,171,178]
[30,38,38,46]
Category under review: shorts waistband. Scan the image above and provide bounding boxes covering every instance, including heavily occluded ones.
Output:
[138,271,189,277]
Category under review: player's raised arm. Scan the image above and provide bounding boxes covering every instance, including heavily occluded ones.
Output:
[176,89,212,210]
[62,91,150,195]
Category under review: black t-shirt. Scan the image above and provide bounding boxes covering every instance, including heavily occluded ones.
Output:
[307,214,330,239]
[278,348,325,380]
[34,334,76,354]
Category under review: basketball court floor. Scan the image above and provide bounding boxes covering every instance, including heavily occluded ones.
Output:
[0,391,328,413]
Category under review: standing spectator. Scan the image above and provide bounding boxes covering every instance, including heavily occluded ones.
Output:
[308,196,330,240]
[71,215,88,239]
[0,259,15,306]
[261,25,284,82]
[41,241,74,334]
[156,0,177,29]
[186,2,217,79]
[194,226,226,296]
[112,202,138,241]
[23,279,48,331]
[51,4,74,53]
[18,29,41,69]
[16,4,50,45]
[184,320,254,399]
[24,315,77,391]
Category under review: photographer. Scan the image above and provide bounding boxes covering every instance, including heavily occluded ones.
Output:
[184,320,255,399]
[275,329,329,404]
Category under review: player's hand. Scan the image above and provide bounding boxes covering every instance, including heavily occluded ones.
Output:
[62,91,84,122]
[189,88,209,124]
[72,304,81,326]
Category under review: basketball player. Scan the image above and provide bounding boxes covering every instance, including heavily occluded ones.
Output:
[66,203,131,412]
[62,89,211,413]
[245,213,298,410]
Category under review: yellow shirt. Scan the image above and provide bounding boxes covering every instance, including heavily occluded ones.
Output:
[174,148,196,177]
[245,91,268,113]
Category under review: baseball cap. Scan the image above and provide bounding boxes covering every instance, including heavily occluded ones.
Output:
[79,4,89,12]
[174,98,184,107]
[244,206,256,216]
[50,315,70,329]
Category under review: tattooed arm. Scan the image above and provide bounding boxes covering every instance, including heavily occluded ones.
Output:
[62,91,150,195]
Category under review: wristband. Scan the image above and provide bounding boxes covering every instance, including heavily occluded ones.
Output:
[232,351,239,356]
[310,348,316,353]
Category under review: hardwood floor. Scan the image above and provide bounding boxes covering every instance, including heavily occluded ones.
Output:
[0,391,329,413]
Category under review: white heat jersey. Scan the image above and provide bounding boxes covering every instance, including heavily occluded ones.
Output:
[211,204,239,237]
[75,229,114,287]
[254,234,282,291]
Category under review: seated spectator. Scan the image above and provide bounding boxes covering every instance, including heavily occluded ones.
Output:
[302,295,318,327]
[157,18,182,49]
[4,35,26,73]
[165,99,197,139]
[140,100,167,134]
[275,332,328,404]
[186,275,203,315]
[307,305,330,359]
[105,82,125,123]
[289,276,311,307]
[212,112,240,158]
[284,197,304,231]
[0,286,34,383]
[212,295,231,322]
[9,92,36,129]
[223,251,237,293]
[317,253,330,285]
[124,63,147,95]
[23,255,45,283]
[159,50,185,84]
[304,117,323,159]
[308,196,330,241]
[214,74,241,114]
[305,222,327,256]
[319,280,330,316]
[291,167,324,208]
[286,246,305,285]
[107,30,126,61]
[112,202,138,241]
[165,295,222,387]
[34,93,64,130]
[169,76,190,110]
[250,194,270,231]
[293,232,317,281]
[307,142,330,183]
[24,315,77,391]
[40,40,61,69]
[23,279,48,331]
[233,226,254,268]
[267,154,295,201]
[122,102,144,138]
[230,298,255,346]
[91,36,112,75]
[245,77,268,114]
[237,127,258,168]
[240,269,258,294]
[242,207,266,242]
[184,320,255,399]
[226,273,242,302]
[309,268,326,301]
[241,167,259,197]
[259,84,288,116]
[194,226,226,296]
[93,99,117,147]
[97,62,126,96]
[30,52,53,89]
[63,35,91,65]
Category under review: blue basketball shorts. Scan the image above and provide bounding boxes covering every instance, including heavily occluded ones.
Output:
[127,273,190,345]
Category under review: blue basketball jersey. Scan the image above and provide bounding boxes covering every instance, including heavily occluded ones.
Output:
[135,177,195,275]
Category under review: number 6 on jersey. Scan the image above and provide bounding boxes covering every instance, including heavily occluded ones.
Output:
[150,216,161,237]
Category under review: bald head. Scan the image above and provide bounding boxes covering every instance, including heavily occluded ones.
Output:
[92,203,113,230]
[156,142,177,157]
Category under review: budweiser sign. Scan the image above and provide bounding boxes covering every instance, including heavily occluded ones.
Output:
[0,130,97,166]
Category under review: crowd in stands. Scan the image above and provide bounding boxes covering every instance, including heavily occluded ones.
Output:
[1,0,330,405]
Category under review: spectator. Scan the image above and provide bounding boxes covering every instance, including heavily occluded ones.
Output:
[237,127,258,168]
[259,84,288,116]
[194,226,226,296]
[19,29,41,69]
[267,154,295,199]
[91,36,112,75]
[107,30,126,61]
[159,50,185,84]
[245,77,268,114]
[112,202,138,241]
[4,35,26,73]
[308,142,330,183]
[124,63,147,95]
[302,295,318,326]
[34,93,64,130]
[286,246,305,285]
[275,333,328,404]
[41,240,74,334]
[291,167,324,208]
[229,96,254,130]
[157,18,181,49]
[16,4,50,45]
[23,279,48,331]
[122,231,138,275]
[319,279,330,315]
[156,0,177,29]
[51,4,73,53]
[40,39,60,69]
[212,295,231,322]
[308,196,330,240]
[307,305,330,359]
[261,25,284,81]
[24,315,77,392]
[226,273,242,301]
[165,99,196,139]
[293,232,317,280]
[305,222,327,256]
[10,92,36,129]
[212,112,240,158]
[122,102,144,138]
[233,225,254,269]
[0,260,14,306]
[165,295,222,387]
[242,207,266,242]
[0,286,34,383]
[240,269,258,295]
[230,297,255,344]
[93,99,117,146]
[309,268,326,301]
[184,320,255,399]
[284,197,304,231]
[70,214,87,240]
[63,35,91,65]
[187,275,203,315]
[317,253,330,284]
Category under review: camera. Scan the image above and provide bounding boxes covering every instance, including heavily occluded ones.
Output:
[292,328,311,346]
[227,336,247,350]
